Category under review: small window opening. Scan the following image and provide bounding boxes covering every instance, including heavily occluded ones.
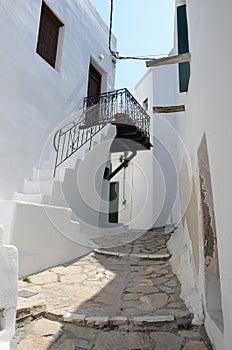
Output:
[177,4,190,92]
[143,98,148,111]
[36,2,64,68]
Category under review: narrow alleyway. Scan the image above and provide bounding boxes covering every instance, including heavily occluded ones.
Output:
[15,230,211,349]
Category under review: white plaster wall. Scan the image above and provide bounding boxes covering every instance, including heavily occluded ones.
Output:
[9,201,93,276]
[110,153,134,226]
[174,0,232,348]
[3,125,123,275]
[167,222,204,324]
[0,226,18,349]
[129,149,155,230]
[134,1,232,348]
[0,0,116,200]
[135,65,180,228]
[110,148,156,230]
[50,124,119,238]
[112,63,182,229]
[103,72,157,230]
[135,70,154,111]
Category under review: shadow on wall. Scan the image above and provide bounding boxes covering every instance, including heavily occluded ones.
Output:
[197,133,224,332]
[179,163,200,276]
[154,138,178,227]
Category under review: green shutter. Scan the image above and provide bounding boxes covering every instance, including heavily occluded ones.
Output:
[177,5,190,92]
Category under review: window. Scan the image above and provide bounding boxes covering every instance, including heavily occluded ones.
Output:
[177,4,190,92]
[143,98,148,111]
[36,2,63,68]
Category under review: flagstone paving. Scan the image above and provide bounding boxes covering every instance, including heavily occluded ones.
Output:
[15,230,212,349]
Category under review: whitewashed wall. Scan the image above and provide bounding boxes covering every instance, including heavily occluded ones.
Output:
[0,0,116,200]
[130,0,232,348]
[110,64,181,230]
[0,226,18,349]
[134,65,180,229]
[173,0,232,349]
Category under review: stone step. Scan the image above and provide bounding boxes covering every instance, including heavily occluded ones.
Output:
[39,159,56,170]
[16,304,46,325]
[16,317,209,350]
[13,192,50,204]
[32,168,54,181]
[23,179,54,195]
[62,312,193,332]
[32,167,67,182]
[39,157,76,170]
[94,249,170,260]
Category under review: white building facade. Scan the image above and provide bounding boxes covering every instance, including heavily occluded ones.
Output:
[134,0,232,349]
[0,0,152,277]
[174,0,232,348]
[0,0,116,200]
[112,60,180,231]
[0,0,119,275]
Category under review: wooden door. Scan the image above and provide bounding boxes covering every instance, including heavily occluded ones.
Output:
[109,182,119,223]
[86,64,102,125]
[87,64,102,103]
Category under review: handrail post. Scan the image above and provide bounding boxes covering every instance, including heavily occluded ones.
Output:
[53,129,62,177]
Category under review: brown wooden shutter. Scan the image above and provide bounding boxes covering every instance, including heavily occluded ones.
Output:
[36,2,63,68]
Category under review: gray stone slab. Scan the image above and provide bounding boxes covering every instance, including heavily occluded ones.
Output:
[18,289,39,299]
[85,316,109,326]
[17,229,204,350]
[63,313,86,324]
[148,254,170,260]
[183,341,207,350]
[74,338,94,349]
[150,331,183,350]
[95,332,127,350]
[132,315,175,324]
[109,316,128,326]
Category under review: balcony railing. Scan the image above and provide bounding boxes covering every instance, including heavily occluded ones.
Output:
[53,88,150,176]
[83,88,150,135]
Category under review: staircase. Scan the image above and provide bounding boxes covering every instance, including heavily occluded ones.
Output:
[7,88,151,277]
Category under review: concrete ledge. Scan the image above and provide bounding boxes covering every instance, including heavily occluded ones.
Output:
[62,312,176,329]
[94,249,170,260]
[63,313,86,325]
[132,315,174,324]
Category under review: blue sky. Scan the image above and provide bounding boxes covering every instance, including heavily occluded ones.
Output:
[91,0,175,93]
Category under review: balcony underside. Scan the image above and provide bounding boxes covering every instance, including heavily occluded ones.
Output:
[110,123,152,153]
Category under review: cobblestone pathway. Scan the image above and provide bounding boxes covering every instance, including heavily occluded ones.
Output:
[15,230,212,349]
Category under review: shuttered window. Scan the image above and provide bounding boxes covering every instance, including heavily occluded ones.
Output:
[177,5,190,92]
[36,2,63,68]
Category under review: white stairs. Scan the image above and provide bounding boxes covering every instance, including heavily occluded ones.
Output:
[8,124,125,276]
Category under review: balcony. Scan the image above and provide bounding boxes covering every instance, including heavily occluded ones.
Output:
[83,88,152,152]
[53,88,152,175]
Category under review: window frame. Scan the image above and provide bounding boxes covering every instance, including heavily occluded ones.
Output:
[143,98,148,111]
[177,4,190,93]
[36,2,64,69]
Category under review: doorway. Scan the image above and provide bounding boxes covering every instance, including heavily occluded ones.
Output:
[86,64,102,125]
[109,182,119,223]
[87,64,102,103]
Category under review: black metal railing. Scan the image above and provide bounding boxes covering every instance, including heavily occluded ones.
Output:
[53,107,105,176]
[83,88,150,135]
[53,88,150,176]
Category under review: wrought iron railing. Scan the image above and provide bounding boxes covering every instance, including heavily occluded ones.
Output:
[53,88,150,176]
[53,105,105,176]
[83,88,150,135]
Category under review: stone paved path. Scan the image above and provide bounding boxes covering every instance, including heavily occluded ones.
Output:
[15,230,212,349]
